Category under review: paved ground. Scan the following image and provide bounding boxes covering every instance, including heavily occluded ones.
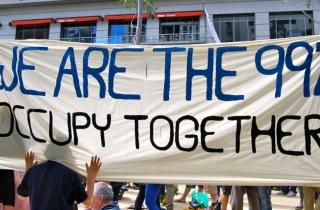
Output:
[115,186,300,210]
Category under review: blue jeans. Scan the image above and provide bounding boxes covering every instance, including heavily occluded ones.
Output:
[145,184,162,210]
[259,186,272,210]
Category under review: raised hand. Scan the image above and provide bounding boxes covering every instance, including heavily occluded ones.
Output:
[86,155,102,179]
[25,151,37,171]
[83,156,102,205]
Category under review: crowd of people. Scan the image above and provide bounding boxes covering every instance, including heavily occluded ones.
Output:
[126,184,319,210]
[0,151,319,210]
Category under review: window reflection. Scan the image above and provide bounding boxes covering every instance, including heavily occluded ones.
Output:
[213,14,255,42]
[159,17,200,42]
[16,24,49,40]
[269,11,313,39]
[60,22,96,43]
[108,20,146,44]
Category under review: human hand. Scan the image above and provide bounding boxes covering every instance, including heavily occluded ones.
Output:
[25,151,37,171]
[86,156,102,180]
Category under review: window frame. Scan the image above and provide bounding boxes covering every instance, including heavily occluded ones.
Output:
[158,17,200,42]
[269,11,314,39]
[60,22,97,43]
[107,19,147,43]
[213,13,255,42]
[15,24,50,40]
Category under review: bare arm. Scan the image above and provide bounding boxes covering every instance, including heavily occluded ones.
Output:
[82,156,102,205]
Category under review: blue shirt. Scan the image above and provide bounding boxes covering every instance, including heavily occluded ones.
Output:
[101,202,120,210]
[18,160,87,210]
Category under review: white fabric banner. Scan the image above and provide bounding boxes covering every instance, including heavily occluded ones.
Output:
[0,36,320,185]
[205,9,221,43]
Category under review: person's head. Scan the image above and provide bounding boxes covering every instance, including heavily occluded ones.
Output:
[44,143,71,161]
[91,182,114,210]
[198,185,204,192]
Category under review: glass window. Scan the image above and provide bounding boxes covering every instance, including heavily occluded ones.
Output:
[159,17,200,42]
[16,24,49,40]
[213,14,255,42]
[108,20,146,44]
[269,11,314,39]
[60,22,96,43]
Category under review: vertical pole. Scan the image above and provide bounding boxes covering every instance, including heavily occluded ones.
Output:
[202,0,207,42]
[135,0,143,44]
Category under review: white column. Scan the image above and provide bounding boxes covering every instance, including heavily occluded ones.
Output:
[0,24,16,40]
[96,20,108,43]
[313,10,320,35]
[255,12,270,40]
[146,17,159,43]
[49,22,61,40]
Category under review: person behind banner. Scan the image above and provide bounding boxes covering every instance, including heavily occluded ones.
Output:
[90,182,120,210]
[145,184,163,210]
[17,150,102,210]
[175,185,196,203]
[231,186,260,210]
[258,186,272,210]
[0,169,15,209]
[303,187,320,210]
[183,185,209,210]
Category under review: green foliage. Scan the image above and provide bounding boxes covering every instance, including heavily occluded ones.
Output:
[120,0,156,13]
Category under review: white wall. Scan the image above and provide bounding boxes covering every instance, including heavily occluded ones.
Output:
[49,23,61,40]
[146,16,159,43]
[0,0,319,42]
[255,12,270,40]
[313,10,320,35]
[96,20,108,43]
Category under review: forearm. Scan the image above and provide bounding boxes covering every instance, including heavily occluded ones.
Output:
[83,155,101,205]
[83,176,95,205]
[25,164,32,171]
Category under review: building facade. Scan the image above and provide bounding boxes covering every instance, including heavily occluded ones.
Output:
[0,0,319,44]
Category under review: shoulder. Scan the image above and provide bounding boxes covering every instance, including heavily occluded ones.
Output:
[49,161,79,176]
[34,161,79,181]
[27,161,48,174]
[101,204,120,210]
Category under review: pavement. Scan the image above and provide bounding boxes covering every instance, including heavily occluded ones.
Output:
[115,185,300,210]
